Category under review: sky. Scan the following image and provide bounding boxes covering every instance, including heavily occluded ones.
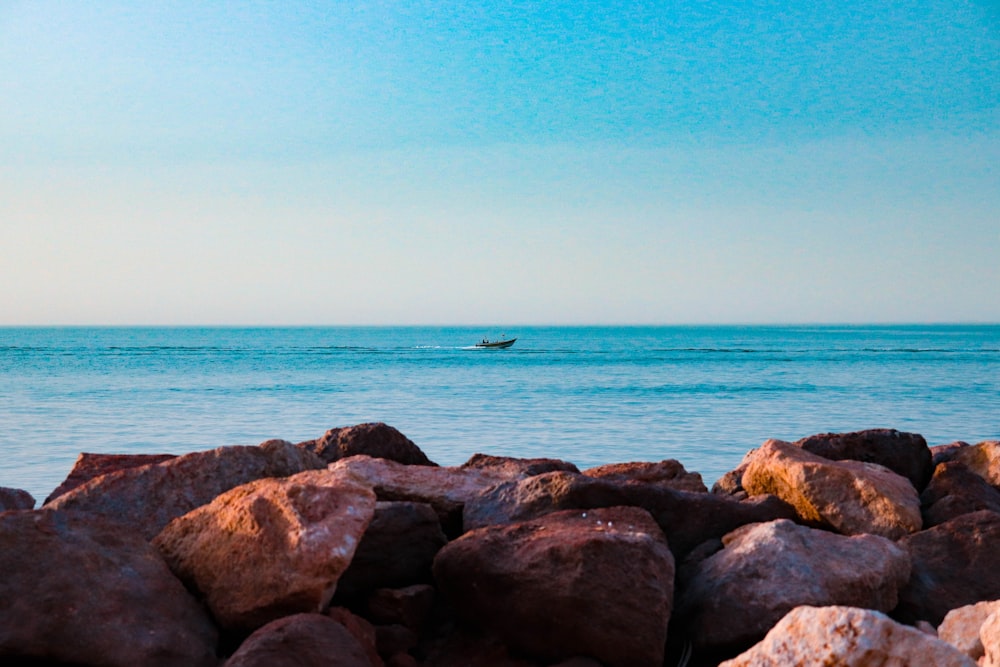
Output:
[1,0,998,325]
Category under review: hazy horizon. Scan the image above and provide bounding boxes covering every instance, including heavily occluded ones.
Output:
[2,1,998,326]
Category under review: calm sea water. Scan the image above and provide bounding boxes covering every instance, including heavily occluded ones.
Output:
[2,325,998,502]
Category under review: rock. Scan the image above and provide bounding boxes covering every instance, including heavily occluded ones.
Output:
[938,600,1000,661]
[0,509,217,666]
[375,624,419,661]
[932,441,971,466]
[921,461,1000,527]
[420,627,540,667]
[461,452,580,477]
[327,607,383,667]
[582,459,707,492]
[433,506,674,667]
[464,469,796,560]
[718,605,976,667]
[224,613,375,667]
[44,452,176,503]
[300,422,434,466]
[895,510,1000,626]
[676,519,911,656]
[335,501,447,599]
[742,438,922,539]
[46,439,326,539]
[153,467,376,632]
[949,441,1000,487]
[711,465,748,497]
[794,428,933,491]
[328,455,512,537]
[982,610,1000,667]
[0,486,34,511]
[364,584,436,630]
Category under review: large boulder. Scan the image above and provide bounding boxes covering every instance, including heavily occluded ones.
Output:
[895,510,1000,626]
[0,509,218,666]
[153,468,376,632]
[742,438,922,538]
[433,506,674,667]
[948,441,1000,487]
[794,428,933,491]
[298,422,434,466]
[582,459,707,493]
[461,452,580,477]
[224,613,374,667]
[46,439,326,539]
[718,606,975,667]
[44,452,176,503]
[463,470,796,560]
[921,461,1000,527]
[0,486,34,511]
[677,519,911,657]
[938,600,1000,662]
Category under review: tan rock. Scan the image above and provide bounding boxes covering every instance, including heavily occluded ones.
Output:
[742,438,921,538]
[950,441,1000,487]
[153,467,376,632]
[719,606,976,667]
[982,610,1000,667]
[938,600,1000,660]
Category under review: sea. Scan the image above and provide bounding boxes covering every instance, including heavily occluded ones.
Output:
[2,325,999,503]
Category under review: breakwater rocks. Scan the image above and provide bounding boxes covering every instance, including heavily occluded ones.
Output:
[3,424,1000,666]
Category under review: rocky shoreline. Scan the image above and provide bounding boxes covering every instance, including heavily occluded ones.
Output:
[3,423,1000,666]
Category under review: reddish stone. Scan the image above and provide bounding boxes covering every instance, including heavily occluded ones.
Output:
[300,422,435,466]
[0,486,34,511]
[949,441,1000,487]
[375,624,419,660]
[46,439,326,539]
[895,510,1000,626]
[224,613,375,667]
[420,628,539,667]
[327,607,384,667]
[44,452,176,503]
[583,459,707,493]
[0,509,217,666]
[794,428,933,491]
[921,462,1000,527]
[931,441,971,466]
[364,585,436,630]
[433,506,674,667]
[461,452,580,477]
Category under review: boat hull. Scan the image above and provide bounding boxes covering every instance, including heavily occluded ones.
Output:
[475,338,516,349]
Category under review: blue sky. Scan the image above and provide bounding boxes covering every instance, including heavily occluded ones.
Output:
[1,0,997,324]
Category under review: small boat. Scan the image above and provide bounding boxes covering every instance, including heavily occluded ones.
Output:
[475,336,516,349]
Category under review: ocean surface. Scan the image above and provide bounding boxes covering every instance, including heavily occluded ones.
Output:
[2,325,999,502]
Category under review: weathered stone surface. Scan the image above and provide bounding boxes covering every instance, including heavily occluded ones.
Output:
[583,459,707,493]
[677,519,911,656]
[224,613,374,667]
[982,610,1000,667]
[921,461,1000,527]
[464,469,796,560]
[932,441,971,466]
[420,628,539,667]
[328,455,511,536]
[795,428,933,491]
[335,501,447,599]
[0,486,34,511]
[949,441,1000,487]
[0,509,217,666]
[153,468,376,632]
[364,584,436,631]
[711,464,748,497]
[46,439,326,539]
[44,451,176,503]
[742,438,922,538]
[461,452,580,477]
[327,607,383,667]
[433,506,674,667]
[938,600,1000,661]
[299,422,434,466]
[895,510,1000,626]
[718,606,975,667]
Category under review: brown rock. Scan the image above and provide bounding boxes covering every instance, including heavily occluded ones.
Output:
[0,509,217,666]
[224,613,375,667]
[300,422,434,466]
[45,439,326,539]
[794,428,933,491]
[463,469,796,560]
[718,605,975,667]
[742,438,922,538]
[44,452,176,503]
[375,624,419,660]
[0,486,34,511]
[327,607,384,667]
[153,467,376,632]
[583,459,707,492]
[949,441,1000,487]
[711,464,748,497]
[433,506,674,667]
[938,600,1000,662]
[335,501,447,599]
[677,519,911,656]
[461,452,580,477]
[895,510,1000,626]
[364,585,436,630]
[420,627,540,667]
[932,441,971,466]
[921,461,1000,527]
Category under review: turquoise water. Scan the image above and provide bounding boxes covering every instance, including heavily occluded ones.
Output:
[2,325,999,502]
